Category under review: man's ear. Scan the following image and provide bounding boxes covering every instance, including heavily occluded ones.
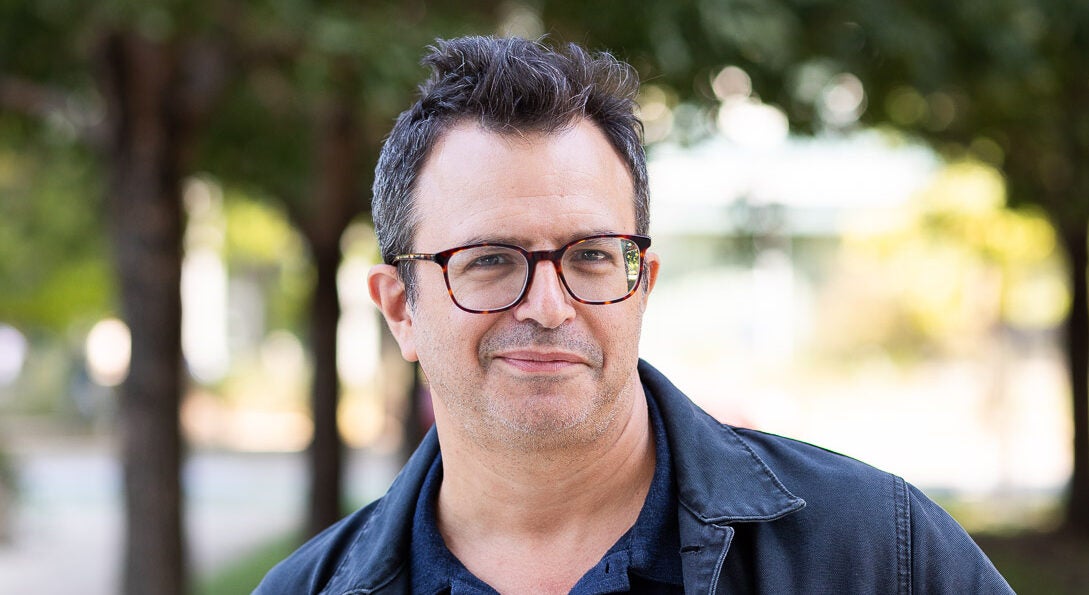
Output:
[368,264,418,362]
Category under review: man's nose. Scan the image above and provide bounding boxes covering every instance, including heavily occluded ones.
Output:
[512,260,576,328]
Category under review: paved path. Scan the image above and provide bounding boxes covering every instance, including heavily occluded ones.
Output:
[0,441,397,594]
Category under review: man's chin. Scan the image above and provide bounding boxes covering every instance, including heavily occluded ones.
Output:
[480,393,616,447]
[487,414,604,452]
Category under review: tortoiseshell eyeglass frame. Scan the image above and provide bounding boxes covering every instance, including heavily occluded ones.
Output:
[389,234,652,314]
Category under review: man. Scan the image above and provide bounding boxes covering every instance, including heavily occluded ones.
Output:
[256,36,1012,594]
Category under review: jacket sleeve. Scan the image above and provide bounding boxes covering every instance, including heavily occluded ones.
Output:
[906,483,1013,594]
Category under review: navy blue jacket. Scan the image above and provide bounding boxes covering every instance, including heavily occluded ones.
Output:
[254,360,1012,594]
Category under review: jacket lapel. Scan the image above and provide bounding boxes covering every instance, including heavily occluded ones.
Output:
[639,360,805,593]
[678,507,736,594]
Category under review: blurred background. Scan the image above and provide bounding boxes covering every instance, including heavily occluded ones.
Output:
[1,1,1087,593]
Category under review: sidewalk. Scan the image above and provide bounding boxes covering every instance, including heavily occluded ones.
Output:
[0,437,397,594]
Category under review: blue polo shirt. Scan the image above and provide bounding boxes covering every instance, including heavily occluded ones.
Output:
[409,393,683,594]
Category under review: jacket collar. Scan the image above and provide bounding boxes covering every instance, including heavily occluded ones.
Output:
[326,430,440,593]
[638,359,805,524]
[639,360,805,594]
[327,360,804,594]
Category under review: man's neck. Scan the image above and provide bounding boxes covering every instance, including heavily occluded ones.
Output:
[433,386,656,593]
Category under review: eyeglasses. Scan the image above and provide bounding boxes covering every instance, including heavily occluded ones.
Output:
[390,234,652,314]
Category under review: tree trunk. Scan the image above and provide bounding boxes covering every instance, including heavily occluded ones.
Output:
[1062,221,1089,537]
[303,86,362,537]
[401,362,428,463]
[306,246,344,537]
[99,32,187,595]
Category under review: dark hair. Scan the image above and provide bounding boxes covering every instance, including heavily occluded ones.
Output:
[371,36,648,301]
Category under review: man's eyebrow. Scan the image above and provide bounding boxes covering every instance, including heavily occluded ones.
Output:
[459,228,620,247]
[458,233,512,245]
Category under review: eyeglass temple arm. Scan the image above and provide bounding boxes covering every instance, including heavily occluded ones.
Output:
[389,253,436,264]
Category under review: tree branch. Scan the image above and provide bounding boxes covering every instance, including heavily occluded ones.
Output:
[0,75,108,147]
[175,37,234,126]
[0,75,69,118]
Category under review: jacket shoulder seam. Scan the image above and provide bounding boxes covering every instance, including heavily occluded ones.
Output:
[893,475,912,595]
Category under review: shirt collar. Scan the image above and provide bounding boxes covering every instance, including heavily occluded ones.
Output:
[624,387,684,584]
[410,456,497,594]
[568,389,684,592]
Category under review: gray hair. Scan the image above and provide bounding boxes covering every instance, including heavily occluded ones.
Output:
[371,36,649,302]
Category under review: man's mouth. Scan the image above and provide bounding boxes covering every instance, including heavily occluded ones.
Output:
[493,350,587,373]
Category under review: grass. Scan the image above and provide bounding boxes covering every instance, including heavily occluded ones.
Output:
[199,502,372,594]
[975,531,1089,595]
[196,532,301,595]
[934,493,1089,592]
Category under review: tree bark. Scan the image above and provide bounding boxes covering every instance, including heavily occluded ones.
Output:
[401,362,428,463]
[307,245,344,537]
[99,32,187,595]
[302,88,362,537]
[1062,221,1089,536]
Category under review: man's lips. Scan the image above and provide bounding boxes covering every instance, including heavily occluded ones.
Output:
[493,350,587,372]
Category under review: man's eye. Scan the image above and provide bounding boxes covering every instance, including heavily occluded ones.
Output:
[572,249,613,262]
[468,253,513,267]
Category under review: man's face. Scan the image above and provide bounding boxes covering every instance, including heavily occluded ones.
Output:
[370,119,659,452]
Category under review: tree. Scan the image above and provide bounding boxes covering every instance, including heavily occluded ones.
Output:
[198,2,499,536]
[831,1,1089,535]
[1,4,229,592]
[801,0,1089,534]
[543,0,1089,535]
[3,7,505,585]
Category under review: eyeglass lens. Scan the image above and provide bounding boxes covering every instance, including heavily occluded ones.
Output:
[445,236,642,311]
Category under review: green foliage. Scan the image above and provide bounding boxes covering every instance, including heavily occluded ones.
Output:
[224,191,299,266]
[222,189,310,332]
[0,142,113,330]
[0,0,223,83]
[816,160,1065,361]
[546,0,1088,227]
[197,2,496,215]
[0,442,16,494]
[0,0,91,81]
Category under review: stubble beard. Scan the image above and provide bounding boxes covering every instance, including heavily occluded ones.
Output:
[432,322,627,455]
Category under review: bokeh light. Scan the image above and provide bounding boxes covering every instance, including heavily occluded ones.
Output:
[85,318,131,387]
[818,73,866,126]
[0,323,28,386]
[637,85,676,144]
[712,65,753,100]
[717,97,789,148]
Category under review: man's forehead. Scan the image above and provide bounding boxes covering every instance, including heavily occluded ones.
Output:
[416,119,632,192]
[424,120,588,166]
[455,227,623,248]
[410,118,637,250]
